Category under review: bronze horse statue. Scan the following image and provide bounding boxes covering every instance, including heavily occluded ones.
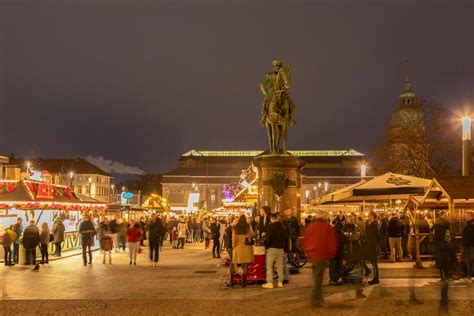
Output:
[260,60,296,155]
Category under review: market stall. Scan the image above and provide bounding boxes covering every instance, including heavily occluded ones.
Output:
[0,177,106,260]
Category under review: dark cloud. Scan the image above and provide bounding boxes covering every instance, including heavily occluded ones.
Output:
[1,0,473,173]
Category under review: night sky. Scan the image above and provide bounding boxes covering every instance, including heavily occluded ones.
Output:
[1,0,473,174]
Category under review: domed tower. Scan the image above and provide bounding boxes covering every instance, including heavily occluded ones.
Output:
[384,77,430,177]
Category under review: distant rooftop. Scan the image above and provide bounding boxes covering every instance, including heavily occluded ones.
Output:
[182,149,364,157]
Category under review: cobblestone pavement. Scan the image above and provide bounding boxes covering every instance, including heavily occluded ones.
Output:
[0,243,472,316]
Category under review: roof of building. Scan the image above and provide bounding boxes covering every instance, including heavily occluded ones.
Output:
[9,158,111,177]
[435,176,474,200]
[181,149,364,157]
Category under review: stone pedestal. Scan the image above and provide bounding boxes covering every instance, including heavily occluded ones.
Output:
[254,155,305,219]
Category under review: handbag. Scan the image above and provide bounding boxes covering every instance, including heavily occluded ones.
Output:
[244,237,254,246]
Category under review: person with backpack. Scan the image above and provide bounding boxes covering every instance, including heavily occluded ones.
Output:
[2,225,17,266]
[39,222,51,264]
[101,235,113,264]
[23,220,40,266]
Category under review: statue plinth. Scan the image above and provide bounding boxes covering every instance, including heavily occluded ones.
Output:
[254,154,305,219]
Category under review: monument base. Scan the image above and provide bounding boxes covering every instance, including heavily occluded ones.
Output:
[254,154,305,219]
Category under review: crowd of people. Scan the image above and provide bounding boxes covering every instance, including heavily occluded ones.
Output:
[1,207,473,309]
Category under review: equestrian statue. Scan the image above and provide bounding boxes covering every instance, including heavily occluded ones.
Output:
[260,60,296,155]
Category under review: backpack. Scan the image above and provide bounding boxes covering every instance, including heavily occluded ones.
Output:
[101,236,113,251]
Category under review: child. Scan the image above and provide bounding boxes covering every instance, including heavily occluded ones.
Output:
[101,235,113,264]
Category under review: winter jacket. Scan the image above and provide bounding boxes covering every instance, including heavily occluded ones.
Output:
[2,229,16,247]
[210,223,221,240]
[23,225,40,249]
[149,219,164,243]
[40,228,50,245]
[177,222,188,239]
[461,220,474,248]
[224,225,233,249]
[52,220,65,243]
[363,220,380,261]
[232,224,254,264]
[265,221,288,250]
[108,219,119,234]
[79,220,96,246]
[387,217,402,238]
[13,223,23,244]
[284,216,301,239]
[302,220,337,260]
[126,227,141,243]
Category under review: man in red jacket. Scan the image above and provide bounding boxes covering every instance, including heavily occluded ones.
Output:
[302,211,337,308]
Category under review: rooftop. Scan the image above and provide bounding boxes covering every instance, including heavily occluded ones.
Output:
[9,158,111,177]
[181,149,364,157]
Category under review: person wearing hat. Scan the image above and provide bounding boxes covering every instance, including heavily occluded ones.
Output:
[52,216,65,257]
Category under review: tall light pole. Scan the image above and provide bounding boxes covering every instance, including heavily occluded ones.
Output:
[462,116,471,176]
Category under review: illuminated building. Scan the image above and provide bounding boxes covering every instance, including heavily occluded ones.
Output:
[162,149,367,210]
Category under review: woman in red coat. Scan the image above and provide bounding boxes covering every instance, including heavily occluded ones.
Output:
[126,223,142,265]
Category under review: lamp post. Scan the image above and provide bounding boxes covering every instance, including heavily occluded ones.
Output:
[88,177,92,197]
[305,190,310,204]
[462,116,471,176]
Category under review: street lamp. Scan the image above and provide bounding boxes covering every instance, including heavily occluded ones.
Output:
[88,177,92,197]
[462,116,471,176]
[305,190,310,204]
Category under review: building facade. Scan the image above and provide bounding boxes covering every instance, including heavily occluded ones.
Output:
[8,157,112,203]
[162,149,367,210]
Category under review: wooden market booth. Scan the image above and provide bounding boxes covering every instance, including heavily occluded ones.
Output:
[0,179,106,260]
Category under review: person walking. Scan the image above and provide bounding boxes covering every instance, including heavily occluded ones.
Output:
[329,222,345,286]
[100,235,113,264]
[224,219,235,287]
[263,214,288,289]
[232,215,255,288]
[2,225,16,266]
[39,222,50,264]
[387,212,403,262]
[138,217,146,247]
[126,222,142,265]
[364,211,380,285]
[302,211,337,308]
[108,216,119,253]
[79,215,96,266]
[210,218,221,258]
[177,218,188,249]
[148,214,164,266]
[23,220,40,266]
[12,217,23,264]
[117,218,127,252]
[202,217,211,249]
[51,217,65,257]
[461,211,474,283]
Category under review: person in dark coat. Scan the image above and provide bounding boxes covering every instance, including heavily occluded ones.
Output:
[257,206,271,239]
[148,214,164,266]
[79,215,96,266]
[224,218,235,287]
[364,211,380,284]
[12,217,23,264]
[400,212,411,259]
[283,208,301,251]
[22,220,40,265]
[52,217,65,257]
[329,221,346,285]
[387,213,403,262]
[210,218,221,258]
[378,212,389,259]
[433,212,456,281]
[461,211,474,283]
